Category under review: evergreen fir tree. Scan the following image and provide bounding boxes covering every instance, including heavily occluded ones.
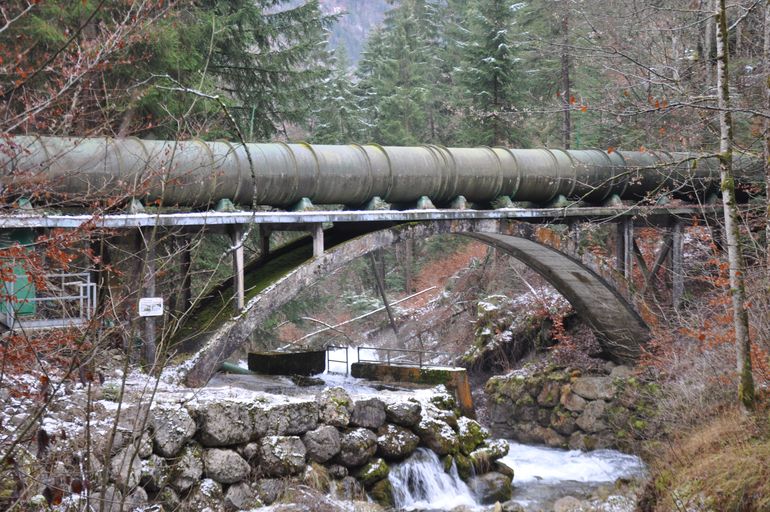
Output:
[309,48,361,143]
[456,0,526,146]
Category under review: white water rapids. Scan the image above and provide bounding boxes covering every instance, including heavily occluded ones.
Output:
[388,442,646,511]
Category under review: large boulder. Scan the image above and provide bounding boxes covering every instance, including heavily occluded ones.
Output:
[350,398,387,429]
[150,404,196,457]
[576,400,607,433]
[456,417,490,456]
[384,401,421,427]
[203,449,251,484]
[140,454,169,492]
[414,417,459,456]
[259,436,307,477]
[257,400,319,437]
[225,482,262,510]
[91,485,122,512]
[560,385,587,412]
[537,380,562,407]
[302,425,341,463]
[170,444,204,493]
[190,401,255,446]
[110,446,142,492]
[376,424,420,460]
[183,478,224,512]
[572,376,615,401]
[470,471,512,504]
[354,457,389,488]
[318,387,352,427]
[337,428,378,467]
[469,439,509,473]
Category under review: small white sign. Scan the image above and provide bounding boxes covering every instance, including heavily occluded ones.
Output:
[139,297,164,317]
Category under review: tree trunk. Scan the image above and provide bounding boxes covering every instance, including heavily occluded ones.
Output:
[561,10,571,149]
[704,0,715,89]
[764,0,770,276]
[715,0,755,411]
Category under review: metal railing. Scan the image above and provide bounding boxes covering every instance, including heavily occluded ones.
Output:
[356,345,451,369]
[326,345,350,376]
[1,272,97,329]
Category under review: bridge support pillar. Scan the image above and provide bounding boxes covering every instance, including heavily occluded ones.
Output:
[230,226,245,312]
[140,228,157,367]
[672,220,684,309]
[311,223,324,258]
[616,218,634,281]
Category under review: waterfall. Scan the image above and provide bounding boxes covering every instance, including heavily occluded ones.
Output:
[388,448,478,510]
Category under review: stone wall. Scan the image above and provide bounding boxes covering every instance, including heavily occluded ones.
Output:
[84,386,510,511]
[485,364,658,451]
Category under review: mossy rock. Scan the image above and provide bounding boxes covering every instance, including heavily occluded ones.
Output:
[355,458,389,488]
[457,417,490,456]
[369,478,395,508]
[454,453,473,481]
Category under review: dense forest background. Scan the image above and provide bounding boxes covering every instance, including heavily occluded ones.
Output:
[2,0,766,155]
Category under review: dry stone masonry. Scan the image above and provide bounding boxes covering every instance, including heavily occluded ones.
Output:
[79,385,509,510]
[485,364,659,451]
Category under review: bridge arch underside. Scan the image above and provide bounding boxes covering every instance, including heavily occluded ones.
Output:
[183,219,649,387]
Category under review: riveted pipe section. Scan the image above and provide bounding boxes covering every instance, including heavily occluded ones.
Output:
[0,136,760,208]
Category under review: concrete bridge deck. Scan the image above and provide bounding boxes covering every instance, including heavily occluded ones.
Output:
[0,204,717,229]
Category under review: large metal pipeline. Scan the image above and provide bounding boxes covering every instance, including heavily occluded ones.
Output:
[0,136,760,208]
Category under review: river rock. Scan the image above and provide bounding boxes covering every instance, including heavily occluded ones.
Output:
[257,400,319,436]
[150,404,196,457]
[572,376,615,400]
[457,417,490,456]
[470,471,512,504]
[255,478,284,505]
[384,400,422,427]
[140,454,168,492]
[469,439,509,472]
[225,482,262,510]
[537,380,562,407]
[91,485,122,512]
[377,424,420,460]
[553,495,583,512]
[203,448,251,484]
[610,365,634,380]
[318,387,352,427]
[125,487,148,511]
[303,425,341,463]
[157,487,181,510]
[328,464,348,479]
[355,457,389,488]
[191,400,255,446]
[350,398,387,429]
[513,422,549,444]
[259,436,307,477]
[336,476,367,501]
[183,478,224,512]
[171,444,204,493]
[560,385,587,412]
[414,417,459,455]
[337,428,378,467]
[576,400,607,432]
[543,428,567,448]
[369,478,395,508]
[429,385,457,411]
[110,446,142,491]
[550,407,577,436]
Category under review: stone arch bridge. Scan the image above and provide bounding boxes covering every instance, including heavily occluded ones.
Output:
[172,210,695,387]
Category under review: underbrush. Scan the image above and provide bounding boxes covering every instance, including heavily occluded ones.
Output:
[643,405,770,512]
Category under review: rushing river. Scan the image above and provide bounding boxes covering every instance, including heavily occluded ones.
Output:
[218,349,647,511]
[388,442,646,511]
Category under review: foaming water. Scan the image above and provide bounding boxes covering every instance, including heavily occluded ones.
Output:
[389,448,478,511]
[500,442,645,483]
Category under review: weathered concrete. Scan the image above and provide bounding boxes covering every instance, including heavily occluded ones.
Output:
[182,219,649,387]
[351,362,475,418]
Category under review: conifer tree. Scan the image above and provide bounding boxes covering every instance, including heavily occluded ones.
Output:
[456,0,526,146]
[309,49,361,143]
